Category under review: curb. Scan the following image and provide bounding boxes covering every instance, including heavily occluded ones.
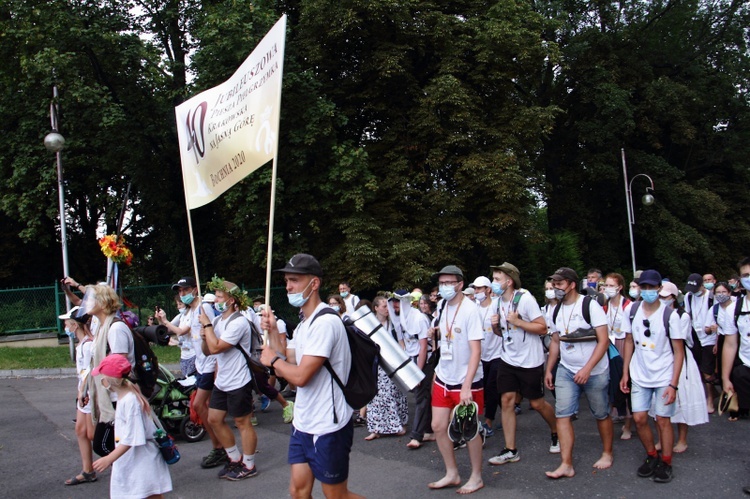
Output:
[0,363,181,379]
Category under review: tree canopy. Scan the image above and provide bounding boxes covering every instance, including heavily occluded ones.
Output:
[1,0,748,297]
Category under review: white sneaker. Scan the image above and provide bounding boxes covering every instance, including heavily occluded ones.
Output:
[549,433,560,454]
[488,448,520,465]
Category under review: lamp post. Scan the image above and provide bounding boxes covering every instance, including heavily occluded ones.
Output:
[621,148,655,276]
[44,84,73,360]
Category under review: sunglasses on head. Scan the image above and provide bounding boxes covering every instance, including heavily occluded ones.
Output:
[643,319,651,338]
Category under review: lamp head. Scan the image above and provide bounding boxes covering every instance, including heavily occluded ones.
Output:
[642,192,655,206]
[44,132,65,153]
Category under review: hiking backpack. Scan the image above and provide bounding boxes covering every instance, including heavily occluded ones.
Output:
[111,317,159,398]
[552,295,594,326]
[311,308,380,421]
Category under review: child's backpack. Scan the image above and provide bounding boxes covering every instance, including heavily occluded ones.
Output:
[111,317,159,398]
[311,308,380,422]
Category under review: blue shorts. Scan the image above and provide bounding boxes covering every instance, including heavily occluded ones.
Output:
[630,382,676,418]
[195,371,215,391]
[288,421,353,485]
[554,365,610,420]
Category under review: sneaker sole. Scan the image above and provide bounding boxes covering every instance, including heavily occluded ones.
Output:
[226,470,258,481]
[652,475,673,483]
[488,456,520,466]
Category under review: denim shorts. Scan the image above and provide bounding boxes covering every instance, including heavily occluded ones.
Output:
[288,421,353,484]
[554,365,610,419]
[630,382,676,418]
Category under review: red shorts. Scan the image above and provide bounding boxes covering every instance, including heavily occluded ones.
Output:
[431,377,484,414]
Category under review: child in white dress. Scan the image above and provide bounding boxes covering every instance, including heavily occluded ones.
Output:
[92,354,172,499]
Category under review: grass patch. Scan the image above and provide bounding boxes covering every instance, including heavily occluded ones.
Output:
[0,344,181,370]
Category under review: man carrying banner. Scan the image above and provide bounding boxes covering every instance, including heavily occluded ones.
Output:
[260,254,363,499]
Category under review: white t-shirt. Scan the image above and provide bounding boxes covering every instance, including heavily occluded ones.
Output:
[343,293,360,314]
[497,291,545,368]
[76,339,94,414]
[435,296,484,386]
[189,303,217,374]
[110,392,172,499]
[401,310,430,358]
[293,303,352,435]
[480,298,502,362]
[720,296,750,367]
[550,295,609,376]
[604,299,631,341]
[620,303,686,388]
[211,312,253,392]
[685,291,714,346]
[108,321,135,368]
[704,299,736,346]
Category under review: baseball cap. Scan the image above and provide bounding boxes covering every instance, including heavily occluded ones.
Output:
[58,306,81,320]
[275,253,323,277]
[659,282,679,298]
[638,269,662,287]
[92,354,132,378]
[491,262,521,288]
[471,276,492,288]
[549,267,578,282]
[203,293,216,303]
[171,276,197,290]
[462,287,475,296]
[685,273,702,293]
[432,265,464,280]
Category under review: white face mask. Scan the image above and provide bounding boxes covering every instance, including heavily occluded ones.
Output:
[603,287,619,299]
[474,292,486,302]
[545,289,556,300]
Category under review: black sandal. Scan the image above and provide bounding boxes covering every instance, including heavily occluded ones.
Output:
[65,470,97,486]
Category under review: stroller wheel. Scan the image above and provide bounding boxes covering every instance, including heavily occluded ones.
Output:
[180,416,206,443]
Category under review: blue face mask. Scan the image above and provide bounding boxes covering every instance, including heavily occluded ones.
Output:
[704,282,715,291]
[641,290,659,304]
[491,282,504,295]
[215,301,229,313]
[629,288,640,299]
[331,305,340,312]
[65,329,75,339]
[288,279,315,308]
[180,293,195,305]
[340,291,349,299]
[742,277,750,291]
[439,284,457,301]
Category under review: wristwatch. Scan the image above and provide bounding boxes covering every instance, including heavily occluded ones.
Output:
[271,352,287,367]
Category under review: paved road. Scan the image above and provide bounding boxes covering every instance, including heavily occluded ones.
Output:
[1,374,748,498]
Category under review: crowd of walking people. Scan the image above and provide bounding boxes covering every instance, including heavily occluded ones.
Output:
[57,254,750,497]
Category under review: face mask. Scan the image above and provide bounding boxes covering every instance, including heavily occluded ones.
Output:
[102,379,115,392]
[180,293,195,305]
[603,287,619,299]
[491,282,504,295]
[694,290,704,297]
[545,289,556,300]
[629,288,640,300]
[177,307,186,315]
[587,281,597,288]
[288,279,315,308]
[331,305,340,312]
[641,290,659,303]
[340,291,349,298]
[715,294,731,305]
[704,282,714,291]
[65,329,75,339]
[439,284,457,301]
[742,277,750,291]
[730,282,738,290]
[475,292,486,302]
[554,288,566,301]
[659,298,674,307]
[253,306,261,313]
[215,301,229,313]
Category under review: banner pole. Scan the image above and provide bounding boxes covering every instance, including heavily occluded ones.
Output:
[263,14,287,346]
[182,175,202,295]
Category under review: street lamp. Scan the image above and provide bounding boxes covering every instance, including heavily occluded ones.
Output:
[621,148,655,276]
[44,84,73,360]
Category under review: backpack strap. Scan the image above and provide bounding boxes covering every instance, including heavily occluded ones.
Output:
[713,303,720,323]
[629,301,642,323]
[582,295,592,326]
[511,291,524,312]
[310,308,347,424]
[735,295,750,326]
[552,301,563,324]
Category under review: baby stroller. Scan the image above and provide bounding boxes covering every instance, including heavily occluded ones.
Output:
[149,364,205,442]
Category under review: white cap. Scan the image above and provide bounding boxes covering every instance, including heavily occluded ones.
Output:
[472,276,492,288]
[462,288,475,296]
[203,293,216,303]
[58,306,81,320]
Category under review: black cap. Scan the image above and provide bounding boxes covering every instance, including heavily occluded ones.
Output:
[638,269,662,287]
[171,277,197,290]
[685,273,702,293]
[275,253,323,277]
[549,267,578,282]
[431,265,464,280]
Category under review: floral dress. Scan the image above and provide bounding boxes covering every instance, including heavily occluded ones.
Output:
[366,366,409,434]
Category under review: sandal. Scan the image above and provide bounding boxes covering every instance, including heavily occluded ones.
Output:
[65,470,97,486]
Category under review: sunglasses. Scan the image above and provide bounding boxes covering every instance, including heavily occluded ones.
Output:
[643,319,651,338]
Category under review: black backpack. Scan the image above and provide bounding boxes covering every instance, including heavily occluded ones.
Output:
[552,295,593,326]
[311,308,380,422]
[111,317,159,398]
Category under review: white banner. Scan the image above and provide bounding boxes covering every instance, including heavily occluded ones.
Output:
[175,15,286,209]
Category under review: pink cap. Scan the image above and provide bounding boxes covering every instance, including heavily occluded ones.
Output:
[92,354,132,378]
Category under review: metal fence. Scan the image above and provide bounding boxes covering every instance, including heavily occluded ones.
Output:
[0,283,295,337]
